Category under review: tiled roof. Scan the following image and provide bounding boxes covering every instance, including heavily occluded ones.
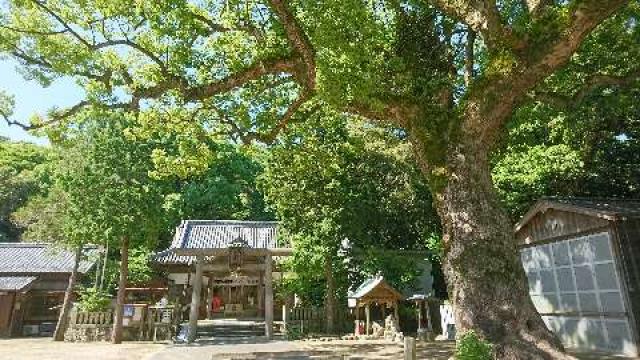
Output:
[516,197,640,232]
[153,220,283,265]
[0,276,37,291]
[152,249,196,265]
[0,243,98,274]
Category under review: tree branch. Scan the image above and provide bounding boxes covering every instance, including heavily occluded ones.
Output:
[93,39,167,74]
[524,0,554,17]
[463,0,630,144]
[29,0,93,48]
[531,69,640,109]
[248,89,315,144]
[0,107,34,131]
[0,24,68,36]
[533,1,629,71]
[268,0,316,90]
[429,0,518,49]
[345,100,419,127]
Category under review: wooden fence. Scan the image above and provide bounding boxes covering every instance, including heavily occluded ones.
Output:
[283,306,354,336]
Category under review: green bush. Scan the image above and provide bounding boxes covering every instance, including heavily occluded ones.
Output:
[76,287,111,312]
[455,331,492,360]
[285,324,304,340]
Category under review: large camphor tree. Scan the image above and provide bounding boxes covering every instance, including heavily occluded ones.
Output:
[1,0,637,357]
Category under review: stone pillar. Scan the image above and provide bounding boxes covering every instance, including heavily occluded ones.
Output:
[404,336,416,360]
[187,254,204,343]
[282,304,288,335]
[264,253,273,339]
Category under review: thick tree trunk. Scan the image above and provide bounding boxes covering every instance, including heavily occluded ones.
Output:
[414,134,573,359]
[111,236,129,344]
[324,255,336,334]
[53,245,82,341]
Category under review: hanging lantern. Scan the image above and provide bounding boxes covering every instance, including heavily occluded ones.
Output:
[228,236,248,271]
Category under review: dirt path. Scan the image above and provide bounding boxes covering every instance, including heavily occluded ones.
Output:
[0,338,165,360]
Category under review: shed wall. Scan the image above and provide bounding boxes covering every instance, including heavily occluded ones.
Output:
[516,209,609,245]
[614,218,640,353]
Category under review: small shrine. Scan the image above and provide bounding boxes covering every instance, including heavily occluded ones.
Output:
[347,276,403,340]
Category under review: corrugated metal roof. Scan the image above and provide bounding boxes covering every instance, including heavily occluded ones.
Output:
[515,197,640,232]
[153,220,283,265]
[0,276,37,291]
[0,243,98,274]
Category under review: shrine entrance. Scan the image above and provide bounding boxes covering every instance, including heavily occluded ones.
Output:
[153,220,292,343]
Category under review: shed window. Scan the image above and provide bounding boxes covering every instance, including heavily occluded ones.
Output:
[521,231,634,353]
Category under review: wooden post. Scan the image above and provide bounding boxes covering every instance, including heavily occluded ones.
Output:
[365,303,370,336]
[394,302,399,325]
[257,270,264,317]
[206,276,213,320]
[187,254,204,343]
[417,301,422,331]
[264,253,274,339]
[404,336,416,360]
[355,305,360,335]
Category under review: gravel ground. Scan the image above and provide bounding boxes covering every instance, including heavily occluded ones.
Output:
[0,337,636,360]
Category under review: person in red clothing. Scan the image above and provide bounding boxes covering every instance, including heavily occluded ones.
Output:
[211,292,223,314]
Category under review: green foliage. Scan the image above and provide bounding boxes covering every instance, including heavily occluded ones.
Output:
[76,287,111,312]
[260,110,441,303]
[493,4,640,220]
[455,331,492,360]
[0,138,53,241]
[284,323,304,340]
[125,247,155,286]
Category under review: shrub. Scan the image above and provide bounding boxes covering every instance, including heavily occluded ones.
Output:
[455,331,492,360]
[285,324,304,340]
[76,287,111,312]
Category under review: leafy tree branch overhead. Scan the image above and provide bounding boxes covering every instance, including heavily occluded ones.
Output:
[1,0,636,358]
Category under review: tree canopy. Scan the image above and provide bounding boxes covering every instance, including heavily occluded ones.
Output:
[1,0,637,356]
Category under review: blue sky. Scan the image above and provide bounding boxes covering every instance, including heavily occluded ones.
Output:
[0,58,84,145]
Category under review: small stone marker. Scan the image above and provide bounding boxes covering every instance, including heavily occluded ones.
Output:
[404,336,416,360]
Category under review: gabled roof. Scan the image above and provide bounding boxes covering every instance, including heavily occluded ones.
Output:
[0,243,98,274]
[153,220,286,265]
[515,197,640,232]
[348,276,403,301]
[172,220,280,250]
[0,276,37,291]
